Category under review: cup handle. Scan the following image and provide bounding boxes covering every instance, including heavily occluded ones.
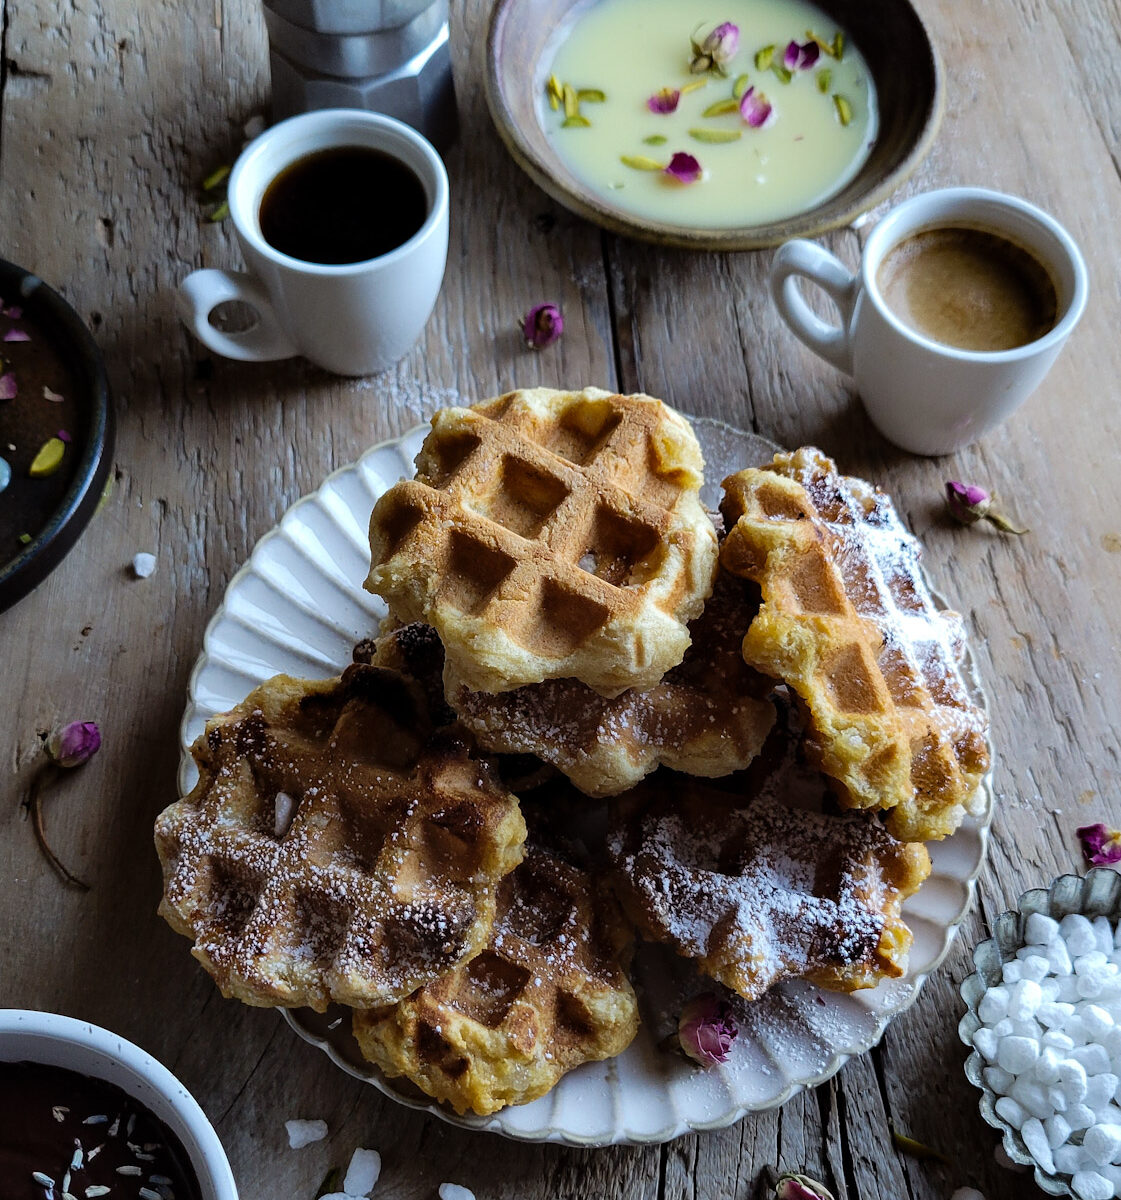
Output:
[769,239,860,375]
[177,268,298,362]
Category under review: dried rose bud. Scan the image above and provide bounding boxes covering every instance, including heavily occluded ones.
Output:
[690,21,739,74]
[45,721,101,768]
[678,992,738,1065]
[522,303,563,350]
[775,1174,835,1200]
[1077,823,1121,866]
[664,152,702,185]
[944,480,1027,535]
[739,86,773,128]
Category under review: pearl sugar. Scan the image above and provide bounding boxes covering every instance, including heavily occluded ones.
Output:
[975,911,1121,1197]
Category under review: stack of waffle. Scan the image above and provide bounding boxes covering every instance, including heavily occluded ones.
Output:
[155,388,989,1116]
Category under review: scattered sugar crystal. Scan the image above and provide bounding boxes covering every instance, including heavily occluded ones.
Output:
[1071,1169,1112,1199]
[343,1148,381,1196]
[132,552,156,578]
[285,1119,327,1149]
[1022,1117,1056,1174]
[1027,913,1061,945]
[439,1186,475,1200]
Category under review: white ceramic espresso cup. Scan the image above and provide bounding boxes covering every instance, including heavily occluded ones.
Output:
[178,109,449,376]
[769,187,1088,455]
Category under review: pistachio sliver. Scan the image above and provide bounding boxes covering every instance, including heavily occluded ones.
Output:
[816,67,832,93]
[832,31,845,59]
[562,114,591,128]
[546,74,563,110]
[689,127,742,143]
[702,98,740,117]
[732,73,751,100]
[771,63,793,84]
[577,88,606,103]
[202,164,230,192]
[562,82,579,119]
[680,78,709,94]
[833,94,852,125]
[620,154,666,170]
[754,45,775,70]
[643,134,668,145]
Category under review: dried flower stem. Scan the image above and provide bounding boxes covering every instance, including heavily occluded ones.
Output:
[27,764,91,891]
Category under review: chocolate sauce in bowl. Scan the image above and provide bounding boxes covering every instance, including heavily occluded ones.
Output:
[0,1061,203,1200]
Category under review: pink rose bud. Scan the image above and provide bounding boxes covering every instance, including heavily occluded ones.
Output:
[702,21,740,62]
[944,480,1027,534]
[678,992,738,1065]
[522,303,564,350]
[775,1173,835,1200]
[45,721,102,768]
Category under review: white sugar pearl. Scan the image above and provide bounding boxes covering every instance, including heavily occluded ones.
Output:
[1021,1116,1056,1174]
[1063,915,1099,958]
[1043,1030,1076,1052]
[1010,1078,1053,1120]
[1027,912,1061,946]
[995,1096,1027,1128]
[1103,1164,1121,1189]
[1085,1073,1120,1111]
[1041,978,1062,1001]
[1061,1059,1090,1101]
[991,1018,1015,1038]
[1048,1085,1070,1113]
[1074,1045,1112,1076]
[1071,1169,1113,1199]
[1083,1005,1116,1042]
[1055,1143,1092,1174]
[1077,953,1110,977]
[1045,1113,1072,1148]
[439,1186,475,1200]
[978,987,1010,1024]
[973,1027,1000,1061]
[1098,1103,1121,1126]
[1036,1046,1063,1084]
[1049,941,1074,976]
[1094,917,1114,955]
[1059,977,1083,1003]
[1069,1103,1098,1130]
[1003,961,1024,985]
[984,1066,1015,1094]
[1104,1027,1121,1060]
[998,1036,1041,1074]
[1009,980,1044,1021]
[1020,956,1051,983]
[1011,1018,1043,1040]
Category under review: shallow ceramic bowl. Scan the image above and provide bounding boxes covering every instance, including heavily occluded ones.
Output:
[958,868,1121,1198]
[485,0,942,251]
[0,259,114,614]
[0,1009,238,1199]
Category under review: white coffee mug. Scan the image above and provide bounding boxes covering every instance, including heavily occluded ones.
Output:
[770,187,1088,455]
[178,109,449,376]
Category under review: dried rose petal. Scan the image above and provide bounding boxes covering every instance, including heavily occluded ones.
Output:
[664,151,702,184]
[45,721,102,768]
[739,87,773,127]
[0,372,16,400]
[1078,823,1121,866]
[522,303,563,350]
[678,992,737,1064]
[783,40,821,70]
[4,328,30,342]
[43,386,64,402]
[647,87,681,115]
[58,429,72,444]
[775,1175,835,1200]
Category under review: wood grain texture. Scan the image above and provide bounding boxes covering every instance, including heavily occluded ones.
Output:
[1,0,1119,1196]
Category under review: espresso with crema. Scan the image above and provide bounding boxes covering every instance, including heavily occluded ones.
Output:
[876,227,1059,353]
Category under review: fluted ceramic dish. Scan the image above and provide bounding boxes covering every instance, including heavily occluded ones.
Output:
[959,868,1121,1198]
[178,416,995,1146]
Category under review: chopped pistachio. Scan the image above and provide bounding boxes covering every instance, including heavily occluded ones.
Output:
[642,134,668,145]
[689,127,742,143]
[702,98,740,117]
[832,31,845,59]
[29,437,66,477]
[620,154,667,170]
[891,1131,948,1164]
[206,200,230,222]
[771,63,793,84]
[816,67,832,93]
[202,164,230,192]
[562,82,578,118]
[562,114,591,128]
[754,45,775,70]
[18,532,31,545]
[732,74,751,99]
[833,94,852,125]
[577,88,606,102]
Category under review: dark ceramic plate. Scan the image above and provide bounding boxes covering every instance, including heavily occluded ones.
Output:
[0,260,114,613]
[485,0,943,250]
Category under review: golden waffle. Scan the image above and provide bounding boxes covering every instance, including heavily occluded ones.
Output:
[365,387,719,698]
[446,567,777,797]
[352,835,639,1115]
[608,722,932,1000]
[155,665,527,1012]
[720,447,990,841]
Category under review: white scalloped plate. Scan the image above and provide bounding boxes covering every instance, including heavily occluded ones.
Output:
[178,417,994,1146]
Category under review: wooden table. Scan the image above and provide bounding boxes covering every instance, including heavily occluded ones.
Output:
[1,0,1117,1196]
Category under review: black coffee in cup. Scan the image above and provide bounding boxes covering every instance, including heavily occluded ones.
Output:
[876,226,1058,353]
[259,145,428,265]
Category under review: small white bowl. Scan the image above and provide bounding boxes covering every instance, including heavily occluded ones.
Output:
[0,1009,238,1200]
[958,867,1121,1199]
